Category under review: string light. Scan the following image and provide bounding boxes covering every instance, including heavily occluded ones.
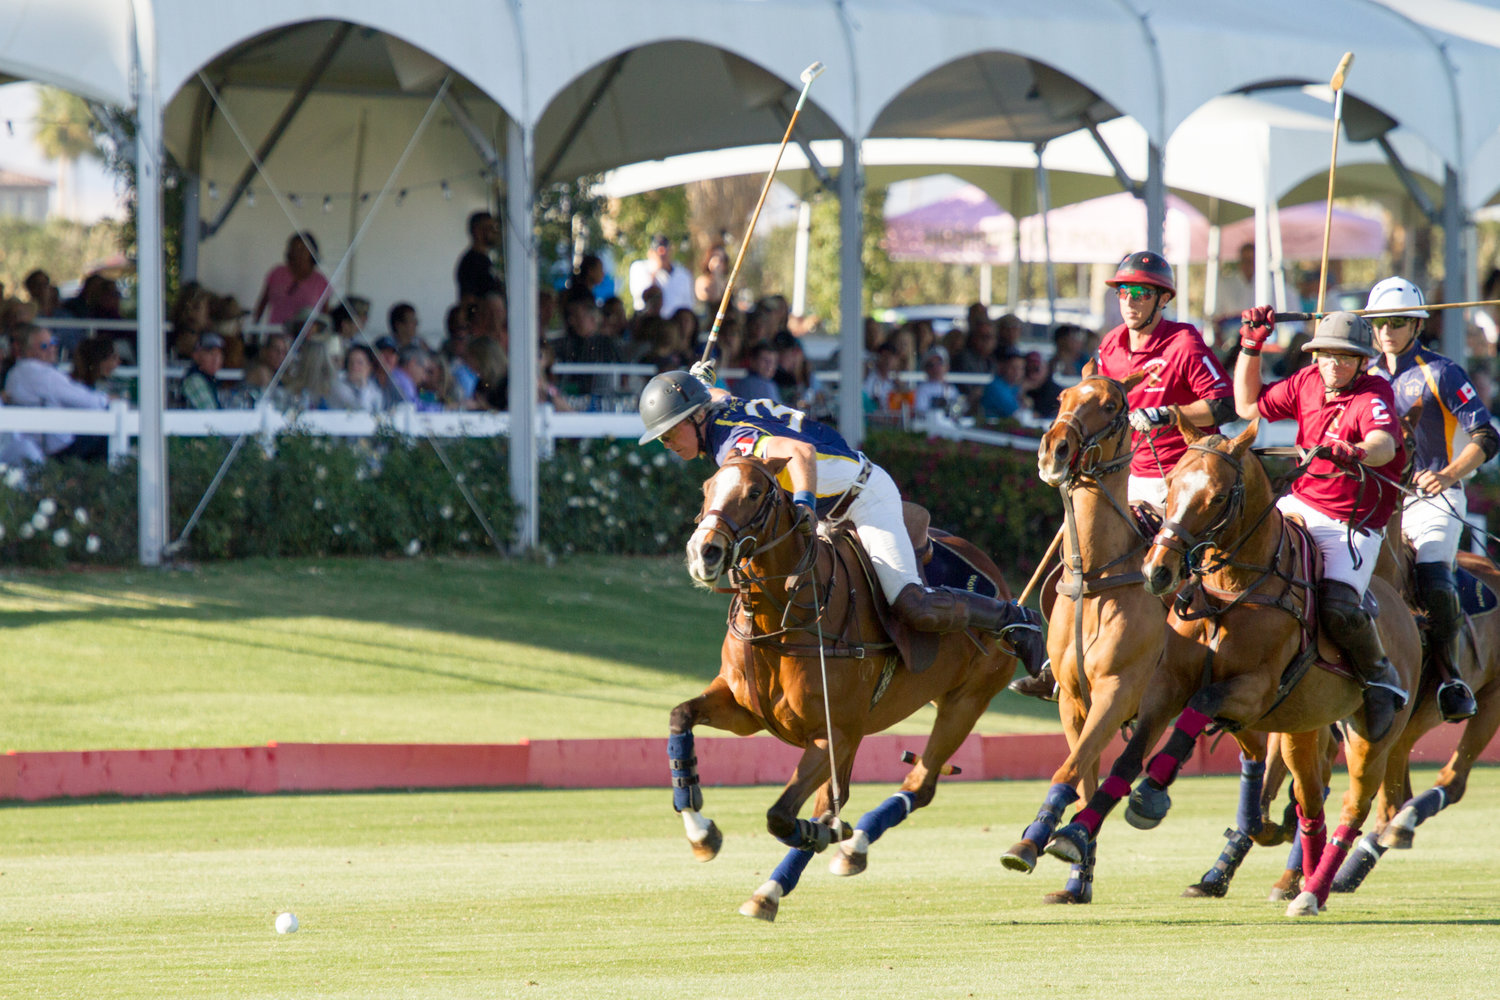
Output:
[207,180,218,200]
[201,167,500,212]
[441,180,451,200]
[289,193,301,207]
[246,187,256,207]
[396,188,408,206]
[322,195,332,213]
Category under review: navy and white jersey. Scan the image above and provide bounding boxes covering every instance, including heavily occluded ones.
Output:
[703,396,866,514]
[1374,344,1494,477]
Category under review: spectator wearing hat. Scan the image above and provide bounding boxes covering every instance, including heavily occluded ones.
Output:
[253,231,329,325]
[179,332,227,410]
[732,341,782,403]
[913,345,959,416]
[628,234,694,317]
[3,323,111,460]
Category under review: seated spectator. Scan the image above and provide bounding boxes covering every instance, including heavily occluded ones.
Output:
[336,344,386,414]
[1051,324,1088,378]
[630,284,664,341]
[466,337,509,411]
[637,315,689,374]
[537,287,559,340]
[600,295,628,346]
[556,295,623,398]
[538,340,572,411]
[348,296,371,332]
[913,345,959,416]
[732,341,782,402]
[3,323,110,460]
[772,329,827,415]
[671,307,701,360]
[234,358,275,410]
[170,283,215,359]
[442,304,472,363]
[247,331,293,410]
[23,269,60,318]
[863,342,901,413]
[1023,351,1063,419]
[887,323,919,373]
[863,315,888,354]
[696,244,730,310]
[979,353,1028,420]
[284,335,344,410]
[567,253,606,304]
[252,231,329,325]
[179,333,227,409]
[390,345,441,411]
[57,274,122,353]
[952,319,999,375]
[328,303,361,347]
[388,301,420,350]
[210,295,249,368]
[72,335,122,394]
[373,336,402,408]
[284,307,330,343]
[994,313,1024,362]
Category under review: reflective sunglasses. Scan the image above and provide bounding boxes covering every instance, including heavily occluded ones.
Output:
[1115,283,1157,301]
[1374,316,1414,330]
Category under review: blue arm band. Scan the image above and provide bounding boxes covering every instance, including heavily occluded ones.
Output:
[792,490,816,508]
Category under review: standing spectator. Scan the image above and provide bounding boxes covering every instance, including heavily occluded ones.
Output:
[863,342,901,414]
[695,244,730,310]
[457,210,504,302]
[732,341,782,402]
[179,333,227,409]
[913,346,959,415]
[1213,242,1257,339]
[3,323,110,460]
[252,231,329,325]
[23,269,59,318]
[629,233,694,316]
[388,302,419,350]
[336,344,385,413]
[567,253,606,304]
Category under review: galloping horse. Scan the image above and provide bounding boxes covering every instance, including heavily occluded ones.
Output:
[1004,374,1275,903]
[1331,537,1500,891]
[669,453,1023,921]
[1042,418,1421,916]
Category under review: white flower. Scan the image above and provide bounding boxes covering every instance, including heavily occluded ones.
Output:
[567,496,584,508]
[333,524,343,535]
[580,456,594,469]
[439,505,453,520]
[37,498,57,517]
[31,513,48,531]
[404,539,421,557]
[458,531,471,543]
[73,508,89,525]
[231,486,245,499]
[19,523,34,540]
[315,465,327,481]
[652,454,668,468]
[626,452,642,466]
[313,498,324,511]
[84,534,100,553]
[52,529,70,547]
[4,466,22,487]
[562,471,575,484]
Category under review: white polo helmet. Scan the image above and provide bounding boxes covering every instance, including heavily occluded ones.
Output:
[1365,276,1429,318]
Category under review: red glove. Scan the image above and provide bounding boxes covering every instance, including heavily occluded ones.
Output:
[1239,306,1275,352]
[1326,440,1367,470]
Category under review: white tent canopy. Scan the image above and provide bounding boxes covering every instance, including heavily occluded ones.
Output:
[6,0,1500,565]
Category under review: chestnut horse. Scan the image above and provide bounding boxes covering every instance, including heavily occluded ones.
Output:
[1006,374,1277,903]
[1042,419,1421,917]
[669,453,1023,921]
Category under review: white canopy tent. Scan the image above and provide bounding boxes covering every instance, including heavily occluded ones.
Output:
[5,0,1500,566]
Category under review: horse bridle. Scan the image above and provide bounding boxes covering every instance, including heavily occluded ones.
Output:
[696,459,805,569]
[1151,442,1247,574]
[1053,374,1134,485]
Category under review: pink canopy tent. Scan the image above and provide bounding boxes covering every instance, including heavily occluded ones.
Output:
[883,185,1012,264]
[1219,202,1387,261]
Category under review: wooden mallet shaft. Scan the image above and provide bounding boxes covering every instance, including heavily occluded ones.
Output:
[901,750,961,775]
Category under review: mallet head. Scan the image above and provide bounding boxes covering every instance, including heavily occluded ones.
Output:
[800,61,826,86]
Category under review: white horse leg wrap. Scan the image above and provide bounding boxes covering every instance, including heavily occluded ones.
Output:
[847,829,871,854]
[682,809,713,843]
[753,879,784,902]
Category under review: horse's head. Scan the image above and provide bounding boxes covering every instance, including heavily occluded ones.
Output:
[1142,418,1258,595]
[687,454,791,585]
[1037,372,1143,487]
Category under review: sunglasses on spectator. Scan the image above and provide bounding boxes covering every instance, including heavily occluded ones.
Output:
[1115,284,1157,301]
[39,339,57,349]
[1374,316,1414,330]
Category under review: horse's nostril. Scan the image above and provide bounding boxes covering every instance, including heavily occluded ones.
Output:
[703,543,723,565]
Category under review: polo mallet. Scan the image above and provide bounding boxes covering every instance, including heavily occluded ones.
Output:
[1316,52,1355,314]
[901,750,961,776]
[1272,298,1500,324]
[1017,525,1064,607]
[700,59,826,366]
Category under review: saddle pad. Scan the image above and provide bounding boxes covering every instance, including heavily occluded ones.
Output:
[921,533,1001,598]
[1457,565,1499,617]
[1283,516,1371,680]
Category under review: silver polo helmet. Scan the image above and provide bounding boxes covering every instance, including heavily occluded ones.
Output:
[638,371,713,445]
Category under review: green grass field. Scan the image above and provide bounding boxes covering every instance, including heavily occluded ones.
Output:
[5,772,1499,1000]
[0,555,1059,751]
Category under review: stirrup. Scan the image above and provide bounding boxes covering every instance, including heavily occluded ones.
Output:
[1437,679,1477,723]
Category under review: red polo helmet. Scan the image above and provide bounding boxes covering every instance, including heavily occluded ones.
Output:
[1106,251,1175,297]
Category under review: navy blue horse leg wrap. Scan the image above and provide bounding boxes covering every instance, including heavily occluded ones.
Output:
[770,847,815,895]
[776,818,837,852]
[1236,755,1265,837]
[855,791,915,844]
[1022,782,1080,845]
[668,732,703,812]
[1410,787,1448,824]
[1062,837,1096,900]
[1200,828,1255,889]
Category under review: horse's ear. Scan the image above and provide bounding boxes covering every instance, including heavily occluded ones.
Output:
[1120,371,1147,392]
[1081,357,1097,378]
[762,456,790,477]
[1177,409,1207,444]
[1228,418,1259,458]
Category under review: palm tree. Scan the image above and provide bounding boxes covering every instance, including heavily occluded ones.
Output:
[33,86,101,219]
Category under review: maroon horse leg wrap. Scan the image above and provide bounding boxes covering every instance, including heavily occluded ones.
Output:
[1075,774,1131,835]
[1296,803,1327,881]
[1144,707,1213,787]
[1304,823,1358,906]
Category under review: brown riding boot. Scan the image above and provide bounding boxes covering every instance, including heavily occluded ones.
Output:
[1319,581,1407,742]
[1007,663,1059,701]
[891,584,1048,678]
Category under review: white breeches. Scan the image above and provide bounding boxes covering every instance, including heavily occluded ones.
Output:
[838,464,923,604]
[1128,475,1168,509]
[1277,494,1384,595]
[1402,486,1467,565]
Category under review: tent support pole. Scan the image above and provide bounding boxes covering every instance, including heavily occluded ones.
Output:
[1145,142,1165,257]
[837,136,864,448]
[1443,165,1466,360]
[132,0,167,566]
[536,52,626,185]
[1377,136,1438,223]
[1081,113,1142,198]
[505,118,538,551]
[442,92,503,175]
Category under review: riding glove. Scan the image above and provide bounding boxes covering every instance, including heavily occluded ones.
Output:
[1326,440,1367,470]
[1239,305,1275,353]
[689,360,717,387]
[1128,406,1175,432]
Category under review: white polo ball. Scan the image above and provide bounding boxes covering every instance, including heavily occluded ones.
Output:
[275,912,299,934]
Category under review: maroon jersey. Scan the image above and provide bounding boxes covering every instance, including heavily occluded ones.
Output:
[1095,319,1230,478]
[1257,366,1405,529]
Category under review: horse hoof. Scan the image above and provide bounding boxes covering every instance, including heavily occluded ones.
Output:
[1377,812,1416,851]
[739,894,778,922]
[1000,840,1039,874]
[829,846,867,877]
[1285,890,1321,917]
[1268,871,1301,902]
[1182,880,1228,899]
[689,821,723,862]
[1250,825,1288,848]
[1124,781,1169,830]
[1043,824,1089,865]
[1042,887,1091,904]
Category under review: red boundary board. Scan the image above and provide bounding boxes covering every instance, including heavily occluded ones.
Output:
[1,725,1493,803]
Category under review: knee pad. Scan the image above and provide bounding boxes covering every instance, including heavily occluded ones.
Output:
[1317,580,1367,646]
